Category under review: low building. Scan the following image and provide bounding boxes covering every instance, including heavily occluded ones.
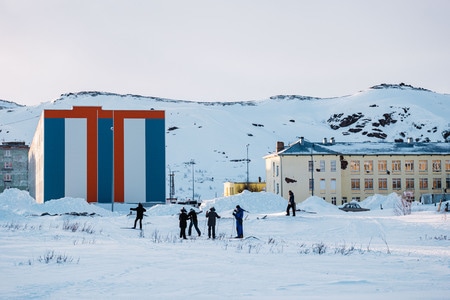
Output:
[264,137,450,204]
[29,106,165,204]
[223,181,266,196]
[0,141,29,193]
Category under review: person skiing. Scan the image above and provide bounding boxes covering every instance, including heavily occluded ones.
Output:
[286,190,296,216]
[232,205,244,238]
[205,207,221,239]
[130,203,146,229]
[179,207,189,239]
[188,208,202,237]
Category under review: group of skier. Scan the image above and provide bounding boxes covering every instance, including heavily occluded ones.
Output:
[130,195,296,239]
[178,204,245,239]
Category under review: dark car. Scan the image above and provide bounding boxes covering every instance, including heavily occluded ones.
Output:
[339,202,370,212]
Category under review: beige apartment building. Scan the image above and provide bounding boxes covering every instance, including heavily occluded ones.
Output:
[264,137,450,205]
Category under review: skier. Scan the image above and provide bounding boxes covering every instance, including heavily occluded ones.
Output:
[232,205,244,238]
[188,208,202,237]
[286,190,296,216]
[179,207,189,239]
[130,203,146,229]
[205,207,221,239]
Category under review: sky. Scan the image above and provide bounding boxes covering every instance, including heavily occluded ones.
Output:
[1,0,450,105]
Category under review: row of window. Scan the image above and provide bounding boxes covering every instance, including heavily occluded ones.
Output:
[350,159,450,173]
[308,177,449,191]
[272,159,450,177]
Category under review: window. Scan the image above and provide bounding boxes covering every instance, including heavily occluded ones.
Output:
[330,160,337,172]
[392,160,401,172]
[330,179,336,191]
[392,178,401,190]
[276,183,280,194]
[433,178,442,190]
[350,160,360,173]
[319,160,325,172]
[378,160,387,173]
[364,160,373,174]
[445,160,450,172]
[320,179,326,190]
[4,150,11,157]
[309,178,314,191]
[331,197,337,205]
[446,177,450,190]
[419,160,428,172]
[308,160,313,172]
[276,165,279,177]
[432,160,441,172]
[364,178,373,190]
[4,162,12,169]
[419,178,428,190]
[3,174,12,182]
[406,178,414,189]
[342,197,348,204]
[405,160,414,172]
[272,162,275,177]
[351,178,360,190]
[378,178,388,190]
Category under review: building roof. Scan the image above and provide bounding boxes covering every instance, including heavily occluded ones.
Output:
[271,139,450,157]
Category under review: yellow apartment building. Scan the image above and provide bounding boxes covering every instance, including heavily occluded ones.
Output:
[264,137,450,205]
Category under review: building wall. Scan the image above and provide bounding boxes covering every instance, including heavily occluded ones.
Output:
[223,182,266,196]
[265,151,450,204]
[29,106,165,204]
[0,142,29,193]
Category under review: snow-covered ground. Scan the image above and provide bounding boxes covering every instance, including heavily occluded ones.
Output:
[1,188,449,299]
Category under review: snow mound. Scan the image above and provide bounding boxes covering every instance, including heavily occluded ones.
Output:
[297,196,342,214]
[361,193,400,210]
[0,188,114,218]
[200,191,288,215]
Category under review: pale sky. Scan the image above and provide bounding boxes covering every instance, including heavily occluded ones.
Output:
[1,0,449,105]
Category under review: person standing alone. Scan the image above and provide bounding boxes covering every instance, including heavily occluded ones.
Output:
[286,190,296,216]
[130,203,146,229]
[233,205,244,238]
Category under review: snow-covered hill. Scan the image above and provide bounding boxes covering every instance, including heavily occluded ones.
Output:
[1,83,449,200]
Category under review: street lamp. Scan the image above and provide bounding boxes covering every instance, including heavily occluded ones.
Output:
[185,159,196,201]
[246,144,250,187]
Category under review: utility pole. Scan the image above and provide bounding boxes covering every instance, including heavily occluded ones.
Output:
[246,144,250,188]
[185,160,196,201]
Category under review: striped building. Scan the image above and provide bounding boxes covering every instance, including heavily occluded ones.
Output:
[29,106,165,204]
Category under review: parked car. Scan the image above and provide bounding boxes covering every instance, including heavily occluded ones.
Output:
[339,202,370,212]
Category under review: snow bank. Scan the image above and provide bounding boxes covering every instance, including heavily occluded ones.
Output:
[298,196,343,214]
[0,188,114,218]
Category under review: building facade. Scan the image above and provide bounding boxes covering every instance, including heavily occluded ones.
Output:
[29,106,165,204]
[0,141,29,193]
[223,181,266,196]
[264,138,450,204]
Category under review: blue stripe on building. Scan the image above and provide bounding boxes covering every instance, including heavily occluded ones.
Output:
[146,118,165,203]
[44,118,65,202]
[97,118,113,203]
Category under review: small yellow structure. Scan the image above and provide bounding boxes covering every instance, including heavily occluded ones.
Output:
[223,181,266,196]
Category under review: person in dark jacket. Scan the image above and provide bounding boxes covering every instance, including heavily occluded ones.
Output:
[179,207,189,239]
[232,205,244,238]
[188,208,202,237]
[205,207,221,239]
[130,203,146,229]
[286,190,296,216]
